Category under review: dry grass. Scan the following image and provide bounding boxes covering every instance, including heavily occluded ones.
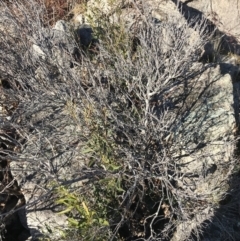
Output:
[40,0,88,25]
[1,0,86,26]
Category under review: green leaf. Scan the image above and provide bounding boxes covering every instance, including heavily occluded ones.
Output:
[58,206,73,215]
[116,186,124,192]
[81,147,94,154]
[76,205,83,214]
[88,159,96,167]
[99,218,109,226]
[108,164,121,171]
[68,218,79,227]
[99,177,112,184]
[56,197,76,205]
[82,201,90,217]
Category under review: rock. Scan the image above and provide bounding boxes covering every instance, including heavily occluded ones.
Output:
[146,0,182,20]
[74,13,84,25]
[26,207,67,240]
[32,44,46,60]
[10,102,84,240]
[86,0,124,18]
[10,166,69,240]
[53,20,70,32]
[73,0,141,31]
[182,0,240,52]
[170,64,236,240]
[52,20,76,55]
[31,20,79,70]
[0,6,18,37]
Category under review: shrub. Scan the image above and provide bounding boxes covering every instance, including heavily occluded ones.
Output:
[0,0,229,240]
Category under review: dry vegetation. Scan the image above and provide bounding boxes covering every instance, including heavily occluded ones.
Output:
[38,0,87,25]
[0,0,239,241]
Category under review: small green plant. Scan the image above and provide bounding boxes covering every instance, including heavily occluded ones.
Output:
[55,185,111,240]
[81,103,122,171]
[85,2,132,59]
[54,175,125,240]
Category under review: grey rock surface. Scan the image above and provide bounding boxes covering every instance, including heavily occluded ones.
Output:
[170,64,237,241]
[183,0,240,44]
